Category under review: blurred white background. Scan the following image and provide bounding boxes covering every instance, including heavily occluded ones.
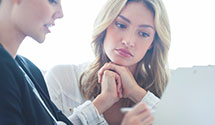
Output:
[17,0,215,71]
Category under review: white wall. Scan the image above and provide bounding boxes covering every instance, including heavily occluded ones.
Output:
[17,0,215,70]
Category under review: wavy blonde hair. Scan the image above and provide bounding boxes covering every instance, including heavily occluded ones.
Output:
[80,0,171,103]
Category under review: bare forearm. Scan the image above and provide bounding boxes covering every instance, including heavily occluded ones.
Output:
[93,94,116,114]
[129,87,147,103]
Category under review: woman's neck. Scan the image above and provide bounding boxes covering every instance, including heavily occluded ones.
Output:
[0,35,24,58]
[0,24,25,58]
[0,2,25,58]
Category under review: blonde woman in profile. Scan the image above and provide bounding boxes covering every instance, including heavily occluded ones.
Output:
[0,0,73,124]
[45,0,171,124]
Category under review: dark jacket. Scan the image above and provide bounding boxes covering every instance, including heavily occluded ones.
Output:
[0,45,73,125]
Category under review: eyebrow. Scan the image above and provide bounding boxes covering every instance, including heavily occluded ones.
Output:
[118,15,155,31]
[118,15,131,23]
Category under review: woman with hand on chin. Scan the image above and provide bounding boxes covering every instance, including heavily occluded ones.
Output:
[45,0,171,124]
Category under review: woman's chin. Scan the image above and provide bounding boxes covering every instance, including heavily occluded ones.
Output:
[111,60,128,66]
[33,35,45,44]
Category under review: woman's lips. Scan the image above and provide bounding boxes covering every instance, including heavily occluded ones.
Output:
[115,48,133,57]
[44,23,55,33]
[44,26,50,33]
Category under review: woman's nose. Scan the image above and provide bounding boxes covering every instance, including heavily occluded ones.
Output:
[121,39,135,48]
[53,5,64,19]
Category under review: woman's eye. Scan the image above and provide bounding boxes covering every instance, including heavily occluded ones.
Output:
[139,32,149,38]
[115,22,127,29]
[49,0,57,4]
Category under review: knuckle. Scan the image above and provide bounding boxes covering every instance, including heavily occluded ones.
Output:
[105,62,111,67]
[103,70,109,75]
[103,70,113,76]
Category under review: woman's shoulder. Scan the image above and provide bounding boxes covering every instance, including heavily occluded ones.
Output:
[44,63,89,108]
[44,62,90,93]
[45,62,89,78]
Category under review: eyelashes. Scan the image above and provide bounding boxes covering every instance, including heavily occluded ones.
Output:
[115,22,127,29]
[115,21,150,38]
[49,0,58,4]
[138,32,150,38]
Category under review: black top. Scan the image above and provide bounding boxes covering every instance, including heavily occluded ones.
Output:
[0,45,73,125]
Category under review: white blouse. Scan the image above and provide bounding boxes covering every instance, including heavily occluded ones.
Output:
[45,63,160,125]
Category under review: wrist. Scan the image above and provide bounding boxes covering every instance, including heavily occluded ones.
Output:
[129,87,147,103]
[93,94,115,114]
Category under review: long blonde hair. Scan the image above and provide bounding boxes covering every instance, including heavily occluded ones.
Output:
[79,0,171,102]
